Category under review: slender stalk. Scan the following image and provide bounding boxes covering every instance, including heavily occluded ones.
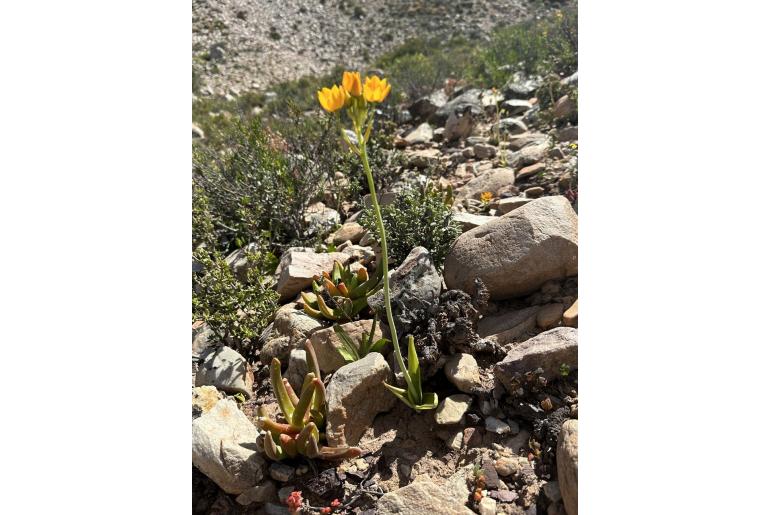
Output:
[356,129,414,394]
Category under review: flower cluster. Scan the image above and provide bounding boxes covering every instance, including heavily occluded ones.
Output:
[317,71,391,113]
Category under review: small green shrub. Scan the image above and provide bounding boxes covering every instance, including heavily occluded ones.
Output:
[375,37,477,101]
[193,113,349,253]
[360,184,461,269]
[192,246,278,358]
[472,6,578,88]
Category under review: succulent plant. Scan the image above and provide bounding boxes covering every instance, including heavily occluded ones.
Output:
[301,260,382,322]
[332,316,390,363]
[383,335,438,411]
[257,341,362,461]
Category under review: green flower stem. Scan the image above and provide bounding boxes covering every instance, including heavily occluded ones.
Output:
[356,128,414,394]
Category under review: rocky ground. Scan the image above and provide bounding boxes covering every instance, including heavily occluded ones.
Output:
[192,70,579,515]
[192,0,539,95]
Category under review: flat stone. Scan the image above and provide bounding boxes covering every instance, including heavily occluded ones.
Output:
[326,353,395,446]
[473,143,497,159]
[377,477,474,515]
[235,481,277,506]
[195,346,254,398]
[453,212,496,232]
[192,399,266,495]
[309,319,385,373]
[273,249,351,303]
[404,122,434,144]
[444,353,481,393]
[556,126,578,142]
[492,117,528,135]
[557,420,578,515]
[524,186,544,198]
[501,99,533,115]
[497,196,533,215]
[435,394,473,425]
[328,222,366,245]
[563,299,578,327]
[485,416,511,434]
[454,167,515,201]
[494,327,578,392]
[269,462,294,482]
[537,303,565,329]
[444,196,578,300]
[407,148,442,169]
[517,162,546,181]
[477,306,541,344]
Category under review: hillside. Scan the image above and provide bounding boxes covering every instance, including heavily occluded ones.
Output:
[193,0,557,95]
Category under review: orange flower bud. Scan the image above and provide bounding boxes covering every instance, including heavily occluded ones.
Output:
[342,71,363,96]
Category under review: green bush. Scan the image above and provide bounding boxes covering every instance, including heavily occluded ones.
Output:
[375,37,477,101]
[192,246,278,359]
[193,113,352,254]
[472,6,578,88]
[360,184,461,270]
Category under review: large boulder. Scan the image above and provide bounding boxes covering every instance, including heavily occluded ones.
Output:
[368,247,442,337]
[325,353,395,447]
[195,346,254,398]
[557,420,578,515]
[494,327,578,392]
[192,398,266,495]
[273,249,351,303]
[444,195,578,300]
[309,319,385,373]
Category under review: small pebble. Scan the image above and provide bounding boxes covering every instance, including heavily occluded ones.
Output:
[486,416,511,435]
[269,462,294,482]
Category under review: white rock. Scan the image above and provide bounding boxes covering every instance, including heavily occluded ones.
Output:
[435,394,473,425]
[444,353,480,393]
[325,353,395,446]
[192,399,266,494]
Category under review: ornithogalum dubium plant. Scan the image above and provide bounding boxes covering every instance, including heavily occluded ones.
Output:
[317,71,438,411]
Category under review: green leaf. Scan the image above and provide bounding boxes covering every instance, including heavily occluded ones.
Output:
[333,324,360,362]
[369,337,390,353]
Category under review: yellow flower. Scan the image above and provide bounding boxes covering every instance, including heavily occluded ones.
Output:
[480,191,493,203]
[342,71,363,97]
[317,85,349,113]
[363,75,391,103]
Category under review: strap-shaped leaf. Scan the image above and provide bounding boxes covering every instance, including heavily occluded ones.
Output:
[291,374,318,428]
[413,392,439,411]
[283,378,300,407]
[384,381,417,410]
[263,433,285,461]
[316,294,339,321]
[270,358,294,420]
[333,323,360,362]
[279,434,298,458]
[332,261,342,283]
[369,337,390,354]
[305,340,322,381]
